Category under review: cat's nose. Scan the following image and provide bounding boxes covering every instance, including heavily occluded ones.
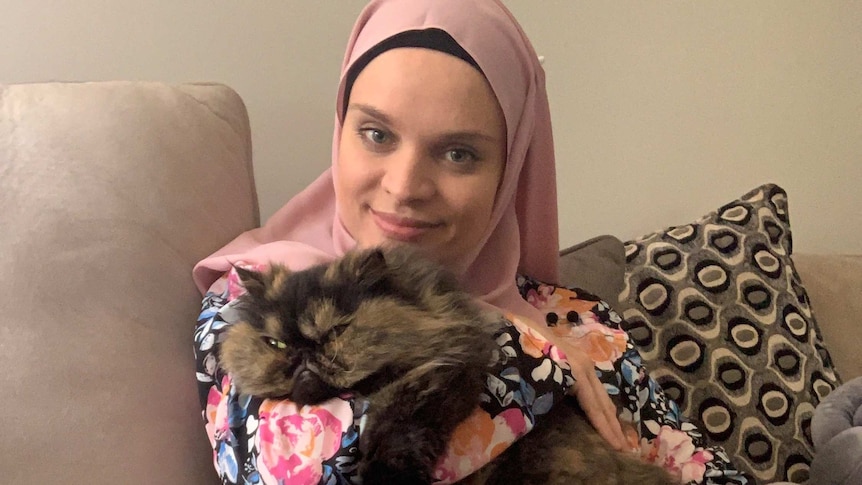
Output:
[292,363,322,396]
[295,368,314,386]
[292,362,310,382]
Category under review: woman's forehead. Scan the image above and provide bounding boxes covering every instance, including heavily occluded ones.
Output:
[346,48,506,139]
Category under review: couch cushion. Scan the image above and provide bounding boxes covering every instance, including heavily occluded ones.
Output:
[0,81,257,483]
[558,234,626,305]
[618,183,840,484]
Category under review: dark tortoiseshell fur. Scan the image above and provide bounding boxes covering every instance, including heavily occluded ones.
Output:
[220,247,500,483]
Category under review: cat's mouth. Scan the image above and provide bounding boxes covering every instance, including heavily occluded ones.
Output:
[289,363,341,406]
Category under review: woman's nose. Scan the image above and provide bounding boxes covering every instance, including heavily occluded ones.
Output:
[380,149,435,202]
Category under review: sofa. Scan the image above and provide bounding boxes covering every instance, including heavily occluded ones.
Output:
[2,82,858,484]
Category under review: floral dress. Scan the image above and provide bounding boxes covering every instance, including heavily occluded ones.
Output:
[194,268,752,484]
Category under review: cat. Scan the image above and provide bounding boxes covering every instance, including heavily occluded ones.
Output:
[219,246,501,483]
[219,246,677,485]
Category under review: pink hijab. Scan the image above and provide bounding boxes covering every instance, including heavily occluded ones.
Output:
[193,0,560,322]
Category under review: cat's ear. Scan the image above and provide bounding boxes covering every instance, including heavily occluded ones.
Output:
[233,264,267,299]
[354,248,390,283]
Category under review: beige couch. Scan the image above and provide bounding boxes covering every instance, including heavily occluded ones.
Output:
[1,82,858,484]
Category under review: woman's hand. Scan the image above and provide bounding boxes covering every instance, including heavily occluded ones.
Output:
[563,347,629,451]
[520,318,628,451]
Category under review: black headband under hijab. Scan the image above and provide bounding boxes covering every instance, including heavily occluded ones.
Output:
[341,28,483,118]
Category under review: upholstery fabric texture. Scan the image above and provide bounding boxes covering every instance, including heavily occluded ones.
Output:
[619,183,841,484]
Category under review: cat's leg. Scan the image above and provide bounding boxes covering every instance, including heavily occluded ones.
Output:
[359,363,485,485]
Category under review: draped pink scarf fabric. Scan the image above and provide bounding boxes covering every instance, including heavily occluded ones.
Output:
[192,0,560,323]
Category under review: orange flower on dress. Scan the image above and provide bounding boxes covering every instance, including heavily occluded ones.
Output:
[505,314,572,384]
[434,408,528,484]
[545,286,598,315]
[564,322,629,371]
[506,314,554,359]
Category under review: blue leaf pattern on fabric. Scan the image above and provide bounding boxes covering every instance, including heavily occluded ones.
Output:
[217,442,239,483]
[500,366,521,382]
[532,392,554,416]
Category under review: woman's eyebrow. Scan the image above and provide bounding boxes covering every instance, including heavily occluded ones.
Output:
[347,103,393,125]
[436,131,498,145]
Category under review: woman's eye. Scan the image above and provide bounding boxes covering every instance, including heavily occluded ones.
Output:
[445,149,476,164]
[361,128,389,145]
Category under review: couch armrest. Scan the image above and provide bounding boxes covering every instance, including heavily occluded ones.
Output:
[0,81,256,483]
[793,254,862,381]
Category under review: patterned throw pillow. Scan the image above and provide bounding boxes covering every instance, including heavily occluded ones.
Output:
[619,184,841,484]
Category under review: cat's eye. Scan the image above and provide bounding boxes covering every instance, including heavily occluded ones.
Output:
[263,336,287,350]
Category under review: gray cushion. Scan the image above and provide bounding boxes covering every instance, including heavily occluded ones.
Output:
[558,235,626,304]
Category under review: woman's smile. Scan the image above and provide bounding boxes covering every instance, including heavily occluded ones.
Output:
[369,207,443,242]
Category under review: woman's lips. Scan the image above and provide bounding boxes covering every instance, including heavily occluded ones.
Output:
[371,209,441,241]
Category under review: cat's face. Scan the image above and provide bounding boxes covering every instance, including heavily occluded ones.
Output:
[219,249,403,404]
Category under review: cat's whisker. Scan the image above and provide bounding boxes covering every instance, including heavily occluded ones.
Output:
[329,336,340,364]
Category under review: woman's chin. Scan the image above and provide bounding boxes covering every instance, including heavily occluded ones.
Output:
[356,236,440,260]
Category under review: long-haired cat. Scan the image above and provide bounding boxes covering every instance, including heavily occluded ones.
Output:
[219,247,677,485]
[219,247,500,483]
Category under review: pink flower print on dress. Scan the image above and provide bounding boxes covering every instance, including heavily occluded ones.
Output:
[205,376,231,448]
[256,399,351,485]
[640,424,714,483]
[524,285,562,311]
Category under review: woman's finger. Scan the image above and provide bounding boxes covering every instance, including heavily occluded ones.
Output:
[572,378,623,450]
[589,369,628,450]
[567,353,627,450]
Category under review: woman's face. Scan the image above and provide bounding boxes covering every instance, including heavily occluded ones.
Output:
[336,47,506,269]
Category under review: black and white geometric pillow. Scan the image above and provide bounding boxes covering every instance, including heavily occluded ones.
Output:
[620,183,841,484]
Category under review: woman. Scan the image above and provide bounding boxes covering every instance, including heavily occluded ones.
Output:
[193,1,749,483]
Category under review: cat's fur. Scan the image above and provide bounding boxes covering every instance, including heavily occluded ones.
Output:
[219,247,677,485]
[219,247,500,483]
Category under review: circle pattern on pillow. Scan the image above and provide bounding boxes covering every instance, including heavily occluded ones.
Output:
[620,184,841,483]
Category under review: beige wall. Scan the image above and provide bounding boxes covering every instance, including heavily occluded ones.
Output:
[3,1,860,253]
